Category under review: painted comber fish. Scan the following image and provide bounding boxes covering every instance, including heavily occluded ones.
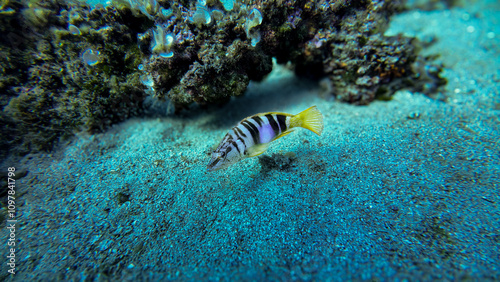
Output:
[207,106,324,171]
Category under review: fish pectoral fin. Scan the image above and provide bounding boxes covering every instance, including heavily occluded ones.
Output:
[246,143,270,157]
[272,129,294,141]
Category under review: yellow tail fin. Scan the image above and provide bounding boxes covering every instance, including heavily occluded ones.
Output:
[291,106,324,136]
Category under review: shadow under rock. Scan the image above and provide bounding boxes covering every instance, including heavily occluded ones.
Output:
[200,75,321,130]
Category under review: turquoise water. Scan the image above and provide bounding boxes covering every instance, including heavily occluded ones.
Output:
[1,0,499,280]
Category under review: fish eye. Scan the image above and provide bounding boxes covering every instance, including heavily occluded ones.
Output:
[221,151,226,158]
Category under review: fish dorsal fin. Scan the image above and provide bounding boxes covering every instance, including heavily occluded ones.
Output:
[246,143,270,157]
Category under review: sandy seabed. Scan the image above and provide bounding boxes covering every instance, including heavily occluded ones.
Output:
[1,1,499,280]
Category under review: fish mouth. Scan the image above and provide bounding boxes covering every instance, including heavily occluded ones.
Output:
[207,158,221,172]
[207,156,229,172]
[207,164,222,172]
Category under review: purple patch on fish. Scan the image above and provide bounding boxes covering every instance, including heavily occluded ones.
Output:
[259,124,275,143]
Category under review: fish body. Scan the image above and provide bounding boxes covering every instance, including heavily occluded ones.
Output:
[207,106,324,171]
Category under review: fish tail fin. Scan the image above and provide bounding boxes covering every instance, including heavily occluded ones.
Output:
[291,106,324,136]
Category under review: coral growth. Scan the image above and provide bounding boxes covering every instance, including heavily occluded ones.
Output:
[0,0,149,157]
[0,0,445,158]
[137,0,443,107]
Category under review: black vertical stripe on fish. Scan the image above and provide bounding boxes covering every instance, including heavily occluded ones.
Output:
[234,126,247,139]
[241,120,260,145]
[252,116,263,127]
[276,114,287,133]
[231,131,246,149]
[266,114,280,135]
[217,136,229,150]
[229,140,240,154]
[225,145,233,155]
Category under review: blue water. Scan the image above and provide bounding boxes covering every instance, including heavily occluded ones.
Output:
[1,0,499,281]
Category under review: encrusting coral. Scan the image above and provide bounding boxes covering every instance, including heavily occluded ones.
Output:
[0,0,445,159]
